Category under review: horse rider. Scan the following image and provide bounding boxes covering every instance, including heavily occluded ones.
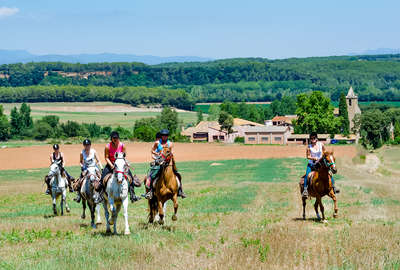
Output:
[143,129,187,199]
[94,131,139,204]
[45,144,74,195]
[73,139,103,203]
[302,132,340,198]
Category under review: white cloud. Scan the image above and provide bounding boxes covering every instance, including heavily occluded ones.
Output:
[0,7,19,18]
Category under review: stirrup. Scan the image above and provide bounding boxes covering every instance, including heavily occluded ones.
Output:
[333,186,340,194]
[178,189,187,199]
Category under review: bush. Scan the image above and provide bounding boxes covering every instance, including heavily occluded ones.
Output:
[34,121,53,140]
[234,137,245,143]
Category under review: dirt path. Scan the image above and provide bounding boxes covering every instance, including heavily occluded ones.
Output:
[0,143,356,170]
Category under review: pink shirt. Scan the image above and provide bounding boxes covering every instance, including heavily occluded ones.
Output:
[107,142,124,164]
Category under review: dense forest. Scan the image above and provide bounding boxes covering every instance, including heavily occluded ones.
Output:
[1,54,400,105]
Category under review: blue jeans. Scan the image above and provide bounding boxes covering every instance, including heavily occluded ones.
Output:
[304,164,335,189]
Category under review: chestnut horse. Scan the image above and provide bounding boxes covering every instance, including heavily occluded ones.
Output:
[148,146,180,225]
[300,151,338,221]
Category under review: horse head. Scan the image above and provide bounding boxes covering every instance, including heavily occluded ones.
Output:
[86,165,100,188]
[160,146,173,166]
[48,161,61,178]
[322,151,337,174]
[114,152,128,184]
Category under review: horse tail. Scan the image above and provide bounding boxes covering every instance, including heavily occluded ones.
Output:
[148,196,158,222]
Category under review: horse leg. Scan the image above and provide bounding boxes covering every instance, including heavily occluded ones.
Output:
[60,193,64,216]
[319,198,326,222]
[65,191,70,213]
[329,191,338,218]
[302,197,306,220]
[96,204,102,224]
[172,194,178,221]
[103,201,111,234]
[114,203,121,235]
[81,198,86,219]
[314,198,321,221]
[148,198,156,224]
[123,198,130,235]
[52,192,57,216]
[158,200,165,225]
[90,202,96,229]
[108,197,115,225]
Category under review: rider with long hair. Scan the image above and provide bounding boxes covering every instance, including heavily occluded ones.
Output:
[45,144,74,195]
[73,139,103,203]
[143,129,186,199]
[302,132,340,198]
[94,131,139,203]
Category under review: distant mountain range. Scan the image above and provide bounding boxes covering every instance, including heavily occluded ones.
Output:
[349,48,400,56]
[0,50,213,65]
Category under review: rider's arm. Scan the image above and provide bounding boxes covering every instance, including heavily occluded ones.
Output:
[79,153,84,169]
[321,143,326,153]
[94,150,103,170]
[61,152,66,167]
[151,141,160,160]
[306,148,317,161]
[104,146,114,168]
[169,141,174,153]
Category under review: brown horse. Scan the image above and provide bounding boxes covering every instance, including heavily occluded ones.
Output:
[300,151,338,221]
[148,146,179,225]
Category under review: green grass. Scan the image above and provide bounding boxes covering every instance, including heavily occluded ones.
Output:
[0,156,398,269]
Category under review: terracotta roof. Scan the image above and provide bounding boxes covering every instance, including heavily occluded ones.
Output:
[271,115,297,124]
[233,118,264,127]
[181,121,222,135]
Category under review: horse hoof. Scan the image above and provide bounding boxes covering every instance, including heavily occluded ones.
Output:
[172,215,177,221]
[81,214,86,219]
[158,219,164,225]
[124,231,131,235]
[91,224,97,229]
[333,213,338,218]
[106,228,111,234]
[61,212,64,216]
[96,221,102,225]
[66,207,70,213]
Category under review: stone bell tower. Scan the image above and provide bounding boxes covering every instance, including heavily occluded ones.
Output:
[346,86,361,131]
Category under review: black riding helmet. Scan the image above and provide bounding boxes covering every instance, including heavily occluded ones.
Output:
[110,131,120,139]
[53,144,59,150]
[309,132,318,139]
[160,129,169,136]
[83,139,91,146]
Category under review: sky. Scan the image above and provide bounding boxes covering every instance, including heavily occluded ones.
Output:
[0,0,400,59]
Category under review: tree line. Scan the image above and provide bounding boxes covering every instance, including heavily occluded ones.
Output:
[0,85,194,110]
[2,56,400,102]
[0,104,188,142]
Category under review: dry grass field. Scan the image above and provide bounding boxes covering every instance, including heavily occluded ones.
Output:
[0,145,399,269]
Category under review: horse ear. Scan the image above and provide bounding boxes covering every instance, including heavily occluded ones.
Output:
[123,152,126,158]
[114,152,118,159]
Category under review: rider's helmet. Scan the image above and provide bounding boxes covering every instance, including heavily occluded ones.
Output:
[309,132,318,139]
[110,131,120,140]
[160,129,169,136]
[83,139,91,146]
[53,144,59,150]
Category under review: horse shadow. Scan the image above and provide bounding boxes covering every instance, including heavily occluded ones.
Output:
[292,217,323,223]
[138,221,176,232]
[43,214,56,219]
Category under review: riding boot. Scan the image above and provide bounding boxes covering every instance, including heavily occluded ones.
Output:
[178,186,187,198]
[129,184,140,202]
[45,178,51,195]
[73,191,81,203]
[67,177,74,193]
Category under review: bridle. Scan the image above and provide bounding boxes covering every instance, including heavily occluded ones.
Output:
[114,157,129,180]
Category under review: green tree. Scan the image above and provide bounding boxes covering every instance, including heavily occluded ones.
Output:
[207,104,220,121]
[293,91,341,134]
[359,109,391,149]
[41,115,60,128]
[10,107,22,136]
[33,121,53,140]
[20,103,33,128]
[196,109,203,124]
[218,111,234,133]
[0,105,11,140]
[338,93,350,135]
[160,107,178,135]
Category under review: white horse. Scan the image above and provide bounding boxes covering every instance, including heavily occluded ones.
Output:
[102,152,131,235]
[47,161,70,216]
[80,159,102,228]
